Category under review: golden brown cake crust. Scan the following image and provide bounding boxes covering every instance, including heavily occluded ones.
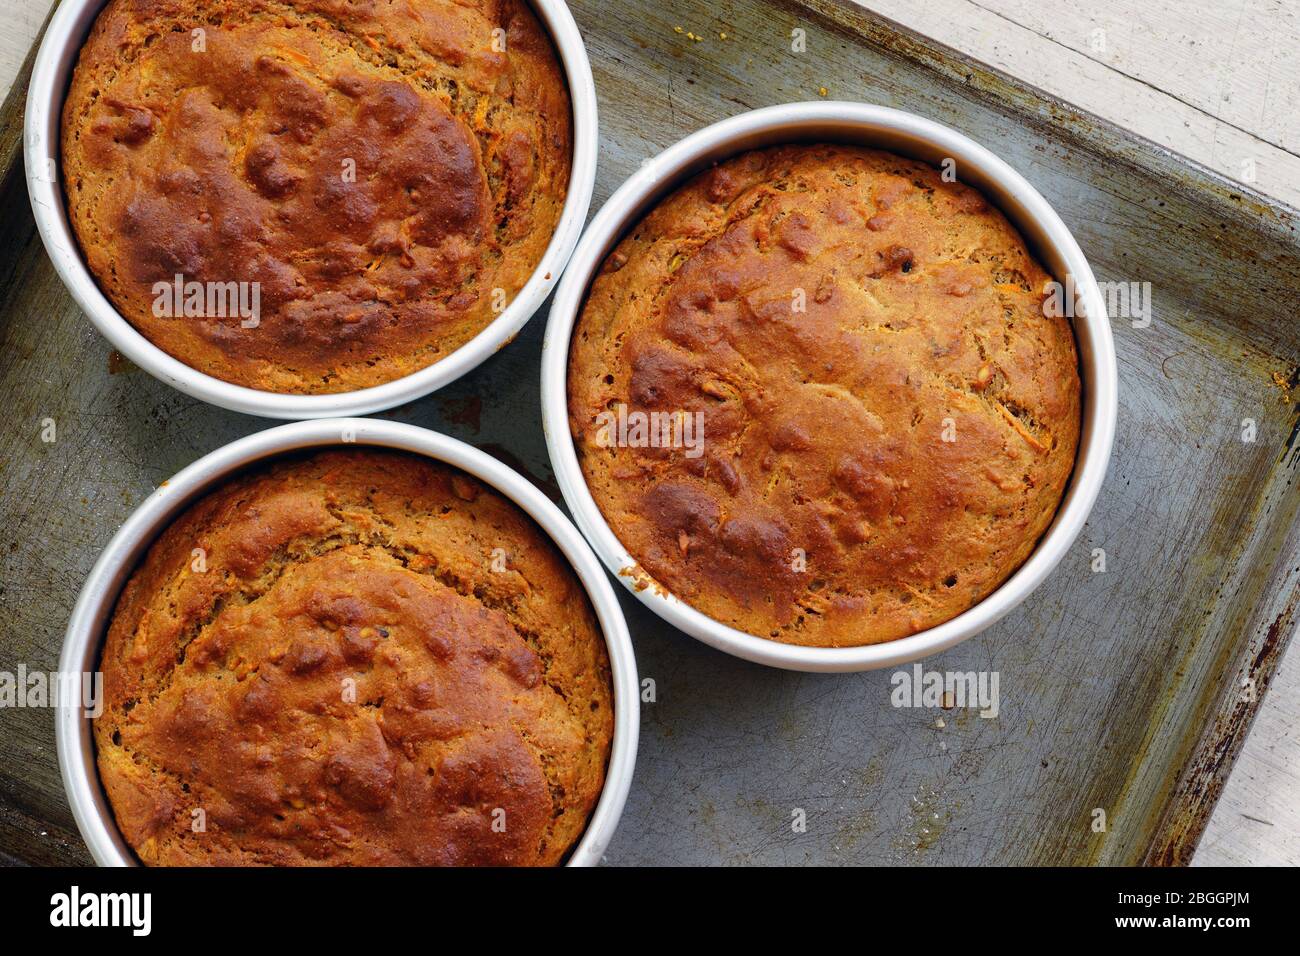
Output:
[62,0,571,393]
[568,144,1081,647]
[96,449,613,866]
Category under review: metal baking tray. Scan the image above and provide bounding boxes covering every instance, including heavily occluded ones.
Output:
[1,0,1296,865]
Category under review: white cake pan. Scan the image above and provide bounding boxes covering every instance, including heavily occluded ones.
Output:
[57,419,639,866]
[541,102,1119,673]
[25,0,597,419]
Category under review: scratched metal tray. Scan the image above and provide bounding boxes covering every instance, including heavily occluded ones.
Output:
[1,0,1297,866]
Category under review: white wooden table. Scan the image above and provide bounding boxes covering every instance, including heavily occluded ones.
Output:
[2,0,1295,867]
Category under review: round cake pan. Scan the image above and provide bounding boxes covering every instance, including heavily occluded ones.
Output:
[57,419,639,866]
[24,0,597,420]
[541,101,1119,673]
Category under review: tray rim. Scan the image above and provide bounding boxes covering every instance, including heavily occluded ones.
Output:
[801,0,1300,229]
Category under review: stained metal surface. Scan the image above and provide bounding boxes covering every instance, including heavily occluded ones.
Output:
[0,0,1297,865]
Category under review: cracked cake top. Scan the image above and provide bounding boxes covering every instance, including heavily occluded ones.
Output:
[62,0,571,392]
[97,449,613,865]
[568,144,1081,647]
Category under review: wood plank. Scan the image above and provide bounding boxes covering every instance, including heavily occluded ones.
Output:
[862,0,1300,209]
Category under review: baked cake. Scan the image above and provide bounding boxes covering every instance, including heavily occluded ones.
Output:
[96,449,613,865]
[62,0,571,392]
[568,144,1081,647]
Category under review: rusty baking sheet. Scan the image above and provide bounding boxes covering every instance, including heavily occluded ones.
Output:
[1,0,1297,865]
